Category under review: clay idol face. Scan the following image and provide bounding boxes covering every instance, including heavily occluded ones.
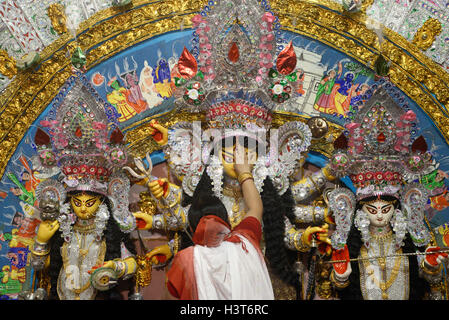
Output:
[362,200,395,228]
[70,192,102,220]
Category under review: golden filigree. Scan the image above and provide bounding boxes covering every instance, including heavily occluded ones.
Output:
[0,50,17,79]
[138,191,157,215]
[47,3,68,35]
[135,255,152,288]
[412,18,442,51]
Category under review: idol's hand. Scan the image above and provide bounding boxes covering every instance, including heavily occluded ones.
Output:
[302,223,332,247]
[145,244,173,265]
[233,142,251,176]
[88,261,119,291]
[324,209,335,225]
[425,246,448,267]
[133,212,153,230]
[148,178,169,199]
[148,119,168,146]
[332,244,352,279]
[36,220,60,244]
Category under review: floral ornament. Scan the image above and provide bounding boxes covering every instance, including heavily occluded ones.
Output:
[109,147,127,165]
[183,81,206,105]
[268,79,292,103]
[34,127,57,167]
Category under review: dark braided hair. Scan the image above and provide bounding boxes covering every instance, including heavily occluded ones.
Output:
[47,191,136,300]
[261,178,302,297]
[337,195,429,300]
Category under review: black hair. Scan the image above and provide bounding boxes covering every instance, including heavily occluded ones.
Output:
[47,191,136,300]
[179,172,229,250]
[261,178,302,297]
[337,195,429,300]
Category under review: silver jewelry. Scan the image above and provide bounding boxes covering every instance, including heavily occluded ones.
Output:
[206,155,224,199]
[152,214,164,229]
[390,208,407,248]
[400,183,431,247]
[354,209,371,247]
[108,172,136,233]
[329,187,356,249]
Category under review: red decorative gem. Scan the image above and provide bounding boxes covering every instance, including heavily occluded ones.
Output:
[334,133,348,150]
[34,128,51,146]
[110,127,124,144]
[178,47,198,79]
[385,171,393,181]
[411,135,427,154]
[228,42,240,63]
[377,132,386,143]
[375,172,383,180]
[276,41,297,75]
[75,127,83,138]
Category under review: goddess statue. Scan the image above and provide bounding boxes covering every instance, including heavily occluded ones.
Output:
[327,88,447,300]
[26,74,140,300]
[129,0,338,299]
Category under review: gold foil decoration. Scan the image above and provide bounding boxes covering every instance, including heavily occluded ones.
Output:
[276,41,297,75]
[0,50,17,79]
[178,47,198,79]
[47,3,68,35]
[138,191,157,215]
[412,18,442,51]
[135,255,152,288]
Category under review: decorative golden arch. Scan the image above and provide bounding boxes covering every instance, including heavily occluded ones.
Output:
[1,0,448,178]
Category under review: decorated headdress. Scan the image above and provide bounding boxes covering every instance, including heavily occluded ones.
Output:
[164,0,312,197]
[33,72,135,233]
[328,88,432,248]
[172,0,302,133]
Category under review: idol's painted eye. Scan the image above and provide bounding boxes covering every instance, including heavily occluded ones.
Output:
[85,199,97,207]
[72,199,82,207]
[381,206,392,214]
[366,207,377,215]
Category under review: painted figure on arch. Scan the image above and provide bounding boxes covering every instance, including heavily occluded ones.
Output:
[106,77,137,123]
[116,58,148,114]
